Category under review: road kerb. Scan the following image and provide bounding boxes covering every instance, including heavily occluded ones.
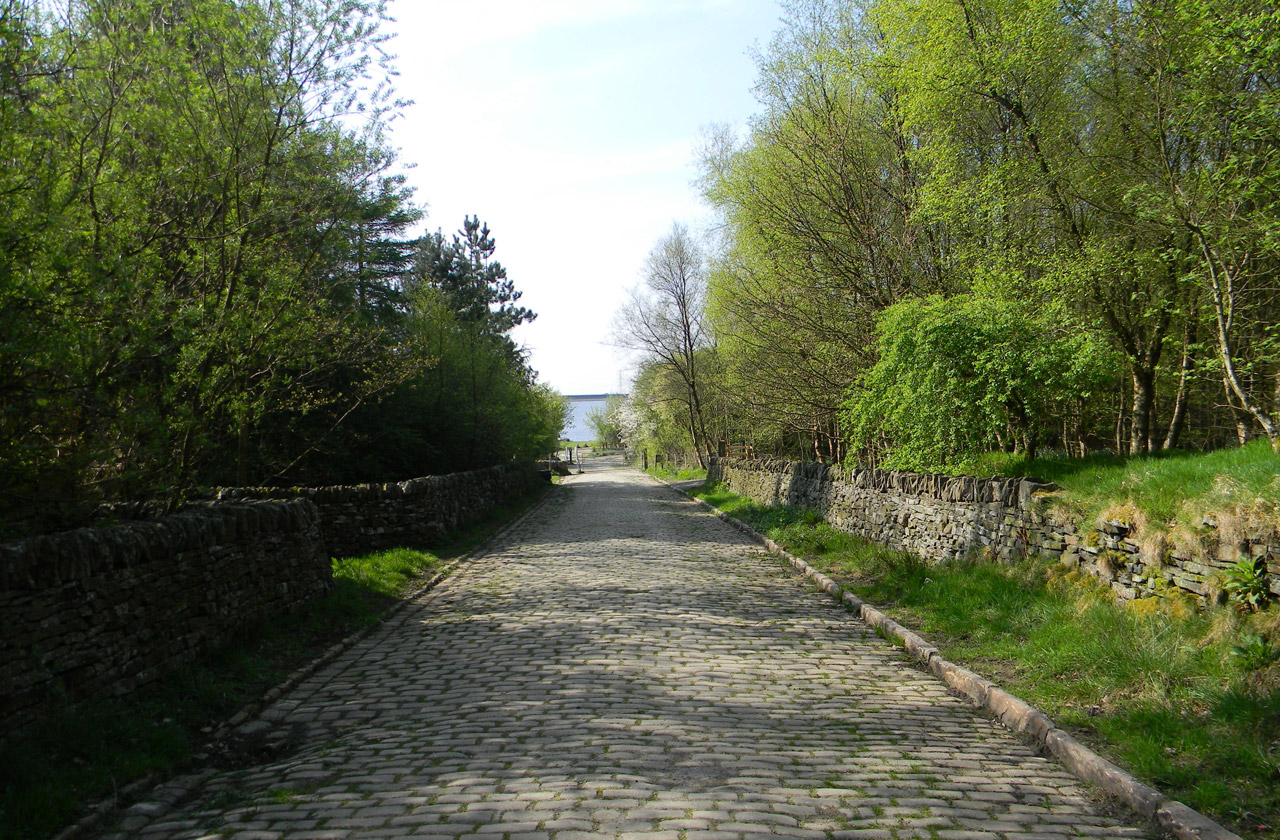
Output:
[653,474,1243,840]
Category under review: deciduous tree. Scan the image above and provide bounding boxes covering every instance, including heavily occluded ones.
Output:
[614,224,716,467]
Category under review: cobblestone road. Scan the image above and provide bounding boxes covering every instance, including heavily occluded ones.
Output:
[112,458,1151,840]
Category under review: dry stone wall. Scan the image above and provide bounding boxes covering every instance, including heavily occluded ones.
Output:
[209,462,544,558]
[1,462,544,740]
[1,501,328,736]
[708,457,1280,605]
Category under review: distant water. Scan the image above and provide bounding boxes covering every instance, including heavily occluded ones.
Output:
[562,396,610,442]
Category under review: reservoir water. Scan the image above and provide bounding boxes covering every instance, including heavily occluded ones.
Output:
[562,395,616,442]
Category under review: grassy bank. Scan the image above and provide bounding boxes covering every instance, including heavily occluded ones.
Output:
[976,439,1280,537]
[0,488,548,840]
[693,482,1279,839]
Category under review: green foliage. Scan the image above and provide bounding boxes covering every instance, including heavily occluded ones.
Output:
[0,0,414,527]
[613,224,732,467]
[699,7,938,460]
[696,0,1280,465]
[1229,631,1280,672]
[585,395,625,449]
[315,278,566,480]
[1224,558,1274,613]
[617,359,712,463]
[842,293,1116,471]
[0,4,559,535]
[412,216,535,335]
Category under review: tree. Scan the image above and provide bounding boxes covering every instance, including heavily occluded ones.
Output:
[1101,0,1280,449]
[694,0,1278,466]
[843,293,1119,470]
[868,0,1200,455]
[699,0,947,460]
[0,0,430,533]
[412,215,535,335]
[586,395,625,449]
[616,362,699,463]
[614,224,716,468]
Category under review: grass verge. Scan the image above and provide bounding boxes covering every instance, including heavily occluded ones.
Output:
[645,463,708,483]
[0,486,548,840]
[693,481,1280,839]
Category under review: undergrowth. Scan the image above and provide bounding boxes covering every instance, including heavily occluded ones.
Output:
[0,488,547,840]
[693,482,1280,839]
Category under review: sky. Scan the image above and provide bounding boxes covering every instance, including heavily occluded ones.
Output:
[386,0,784,396]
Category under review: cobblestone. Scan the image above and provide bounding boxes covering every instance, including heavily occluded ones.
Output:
[110,457,1150,839]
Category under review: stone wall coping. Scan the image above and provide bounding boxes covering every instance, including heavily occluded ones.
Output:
[710,456,1058,509]
[206,463,527,504]
[0,499,318,590]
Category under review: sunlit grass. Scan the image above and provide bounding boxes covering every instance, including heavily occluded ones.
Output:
[646,463,708,483]
[974,438,1280,531]
[331,547,441,599]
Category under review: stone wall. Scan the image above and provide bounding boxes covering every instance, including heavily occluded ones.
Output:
[1,501,328,736]
[708,457,1280,604]
[1,461,545,740]
[210,462,544,558]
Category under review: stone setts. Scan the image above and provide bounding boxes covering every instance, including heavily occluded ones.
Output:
[708,456,1279,604]
[108,459,1156,840]
[0,462,543,740]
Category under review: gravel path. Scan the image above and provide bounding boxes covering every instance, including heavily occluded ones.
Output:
[110,457,1151,840]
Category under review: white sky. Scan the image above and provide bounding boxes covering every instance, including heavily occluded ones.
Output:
[386,0,783,395]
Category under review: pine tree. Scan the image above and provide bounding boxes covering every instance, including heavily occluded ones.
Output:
[413,215,534,334]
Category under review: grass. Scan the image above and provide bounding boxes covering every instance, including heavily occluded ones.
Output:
[692,482,1280,839]
[0,487,548,840]
[331,546,444,600]
[973,438,1280,534]
[646,463,708,483]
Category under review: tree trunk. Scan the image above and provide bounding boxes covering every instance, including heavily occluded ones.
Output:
[1200,233,1279,448]
[686,399,706,469]
[1114,384,1126,455]
[1224,377,1253,446]
[236,420,250,486]
[1131,368,1155,454]
[1162,323,1195,450]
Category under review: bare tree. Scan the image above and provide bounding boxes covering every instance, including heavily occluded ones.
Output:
[613,224,715,468]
